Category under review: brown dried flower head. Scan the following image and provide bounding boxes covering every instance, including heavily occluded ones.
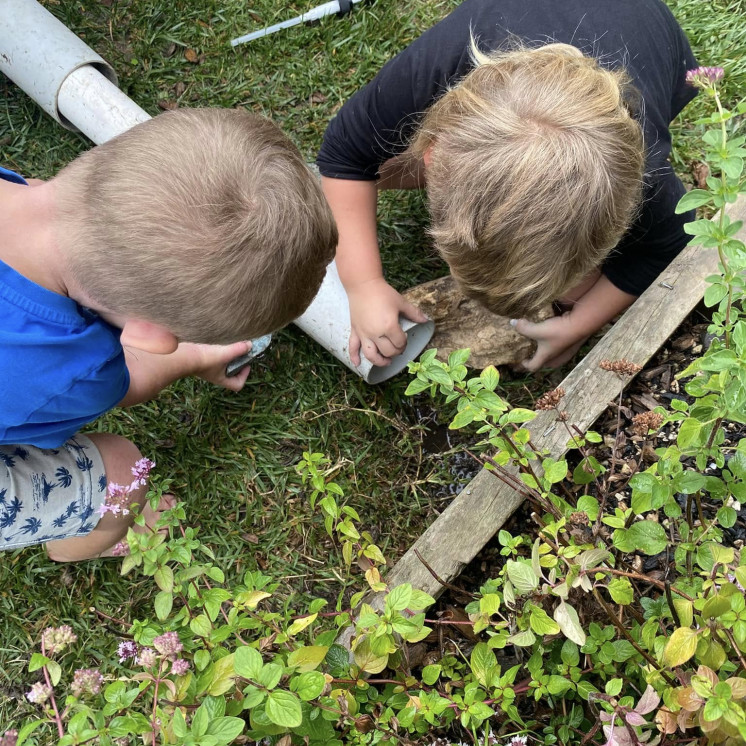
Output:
[599,358,642,377]
[631,411,664,437]
[535,387,565,411]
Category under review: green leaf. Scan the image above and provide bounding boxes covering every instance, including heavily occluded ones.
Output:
[547,675,574,695]
[470,642,497,687]
[257,662,283,690]
[207,654,236,697]
[479,593,500,616]
[409,589,436,610]
[28,653,50,672]
[544,459,569,485]
[287,645,329,673]
[530,607,561,636]
[607,578,634,605]
[386,583,413,612]
[352,636,388,674]
[190,614,212,638]
[265,690,303,728]
[554,602,586,646]
[673,470,706,494]
[154,565,174,593]
[675,189,713,213]
[628,521,667,555]
[502,408,536,425]
[46,660,62,687]
[663,627,698,667]
[480,365,500,391]
[505,560,539,595]
[507,628,536,647]
[422,664,442,685]
[292,671,326,701]
[15,721,45,746]
[206,716,245,744]
[561,640,579,668]
[605,678,623,697]
[235,645,263,681]
[154,590,173,621]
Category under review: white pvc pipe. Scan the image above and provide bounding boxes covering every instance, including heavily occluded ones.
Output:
[295,261,434,384]
[57,65,150,144]
[0,0,435,382]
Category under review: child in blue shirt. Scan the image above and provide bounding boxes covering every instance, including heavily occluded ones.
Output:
[0,109,337,561]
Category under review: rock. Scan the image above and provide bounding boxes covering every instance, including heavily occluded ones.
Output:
[403,275,553,368]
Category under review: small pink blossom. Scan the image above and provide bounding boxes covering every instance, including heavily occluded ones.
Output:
[117,640,138,663]
[41,625,78,655]
[111,541,129,557]
[136,648,157,668]
[26,682,52,704]
[153,631,183,658]
[131,458,155,487]
[171,659,190,676]
[0,731,18,746]
[685,66,724,88]
[71,668,104,698]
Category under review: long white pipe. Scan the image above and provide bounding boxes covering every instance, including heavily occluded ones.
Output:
[0,0,434,382]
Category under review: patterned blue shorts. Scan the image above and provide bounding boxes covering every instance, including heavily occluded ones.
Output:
[0,435,106,550]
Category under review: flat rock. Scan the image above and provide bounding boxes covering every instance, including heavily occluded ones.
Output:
[403,275,552,368]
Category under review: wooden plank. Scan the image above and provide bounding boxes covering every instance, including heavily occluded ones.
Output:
[338,196,745,645]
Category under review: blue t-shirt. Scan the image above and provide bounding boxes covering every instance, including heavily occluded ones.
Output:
[0,167,130,448]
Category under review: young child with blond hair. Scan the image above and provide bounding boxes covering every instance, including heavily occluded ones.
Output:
[0,108,337,561]
[317,0,698,371]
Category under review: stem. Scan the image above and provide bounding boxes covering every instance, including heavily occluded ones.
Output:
[414,548,476,598]
[723,627,746,673]
[713,90,732,347]
[40,640,65,739]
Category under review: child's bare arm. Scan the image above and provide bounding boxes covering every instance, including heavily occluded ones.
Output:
[321,176,426,367]
[514,275,635,371]
[119,341,252,407]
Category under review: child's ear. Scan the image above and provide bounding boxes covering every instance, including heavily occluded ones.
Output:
[120,319,179,354]
[423,143,435,169]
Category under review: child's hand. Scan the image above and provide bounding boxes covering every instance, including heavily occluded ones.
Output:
[347,278,428,367]
[511,314,587,372]
[185,341,254,391]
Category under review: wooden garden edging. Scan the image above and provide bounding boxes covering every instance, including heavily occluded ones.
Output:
[338,195,746,647]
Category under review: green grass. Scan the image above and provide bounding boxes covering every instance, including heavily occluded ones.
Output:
[1,0,745,730]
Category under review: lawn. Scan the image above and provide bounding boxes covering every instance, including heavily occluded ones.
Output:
[1,0,745,732]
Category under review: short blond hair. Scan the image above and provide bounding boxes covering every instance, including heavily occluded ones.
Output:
[56,109,337,343]
[412,42,644,318]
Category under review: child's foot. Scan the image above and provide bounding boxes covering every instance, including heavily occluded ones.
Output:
[97,494,177,558]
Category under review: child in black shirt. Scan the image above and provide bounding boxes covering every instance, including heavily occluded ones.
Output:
[317,0,697,370]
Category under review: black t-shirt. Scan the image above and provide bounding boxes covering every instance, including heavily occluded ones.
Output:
[317,0,698,296]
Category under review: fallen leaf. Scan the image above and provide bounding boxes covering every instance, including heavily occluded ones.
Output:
[185,48,199,63]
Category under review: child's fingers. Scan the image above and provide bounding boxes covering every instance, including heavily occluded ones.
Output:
[349,330,362,366]
[400,299,429,324]
[510,318,540,340]
[361,338,392,367]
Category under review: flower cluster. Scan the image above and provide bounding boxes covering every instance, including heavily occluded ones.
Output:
[71,668,104,698]
[41,625,77,655]
[600,359,642,377]
[631,410,664,436]
[0,731,18,746]
[685,66,725,89]
[26,682,53,704]
[136,648,158,668]
[117,640,138,663]
[153,631,183,658]
[171,659,190,676]
[535,387,565,411]
[98,458,155,518]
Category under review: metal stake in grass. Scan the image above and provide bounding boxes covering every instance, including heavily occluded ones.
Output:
[230,0,362,47]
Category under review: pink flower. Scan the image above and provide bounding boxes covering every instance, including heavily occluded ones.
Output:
[171,659,190,676]
[26,682,52,704]
[153,631,183,658]
[111,541,129,557]
[42,626,78,655]
[71,668,104,698]
[685,66,724,88]
[0,731,18,746]
[117,640,138,663]
[131,458,155,487]
[136,648,157,668]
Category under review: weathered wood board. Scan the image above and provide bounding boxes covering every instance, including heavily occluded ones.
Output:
[338,195,745,645]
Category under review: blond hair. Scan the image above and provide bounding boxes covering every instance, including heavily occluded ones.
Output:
[56,109,337,343]
[411,42,644,318]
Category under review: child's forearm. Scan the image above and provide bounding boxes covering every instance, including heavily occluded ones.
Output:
[120,345,203,407]
[569,274,636,337]
[321,176,382,289]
